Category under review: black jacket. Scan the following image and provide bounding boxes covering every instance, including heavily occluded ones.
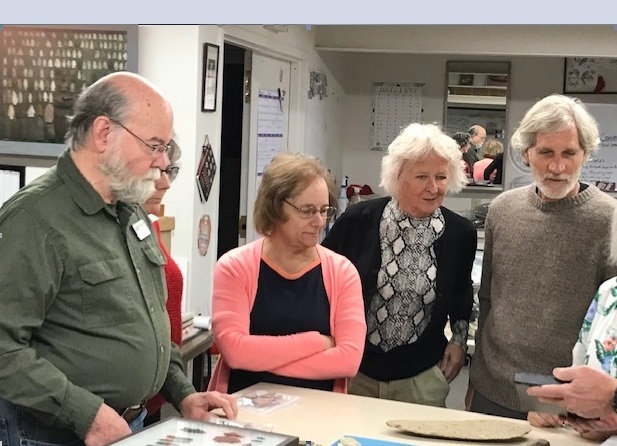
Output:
[322,197,477,381]
[483,152,504,185]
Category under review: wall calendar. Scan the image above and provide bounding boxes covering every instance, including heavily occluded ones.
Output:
[370,82,423,152]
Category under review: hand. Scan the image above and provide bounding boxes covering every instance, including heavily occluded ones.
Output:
[579,430,614,441]
[527,411,561,428]
[438,343,465,383]
[565,416,617,441]
[180,391,238,421]
[321,335,335,350]
[526,365,617,419]
[565,411,617,433]
[83,403,131,446]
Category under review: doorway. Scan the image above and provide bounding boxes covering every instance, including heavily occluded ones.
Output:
[217,42,293,257]
[217,43,246,259]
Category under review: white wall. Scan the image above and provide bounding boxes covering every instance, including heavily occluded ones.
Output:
[138,25,216,316]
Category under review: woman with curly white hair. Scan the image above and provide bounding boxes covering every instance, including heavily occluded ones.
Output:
[323,122,477,407]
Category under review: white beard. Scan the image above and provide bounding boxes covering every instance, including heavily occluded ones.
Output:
[101,142,160,204]
[531,165,581,201]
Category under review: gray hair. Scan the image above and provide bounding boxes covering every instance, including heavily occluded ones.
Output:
[65,80,130,150]
[380,123,468,197]
[452,131,471,148]
[511,94,600,158]
[468,125,484,136]
[168,136,182,165]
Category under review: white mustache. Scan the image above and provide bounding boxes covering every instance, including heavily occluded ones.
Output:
[543,175,570,181]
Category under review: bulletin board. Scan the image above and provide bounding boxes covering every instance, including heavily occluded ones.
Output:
[564,58,617,94]
[0,25,137,158]
[370,82,423,151]
[580,103,617,188]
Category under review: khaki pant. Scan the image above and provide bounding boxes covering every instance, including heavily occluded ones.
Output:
[349,365,450,407]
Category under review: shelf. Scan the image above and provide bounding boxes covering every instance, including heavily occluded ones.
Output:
[447,94,506,107]
[448,84,507,90]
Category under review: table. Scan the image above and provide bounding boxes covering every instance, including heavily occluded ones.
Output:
[229,383,589,446]
[179,329,213,391]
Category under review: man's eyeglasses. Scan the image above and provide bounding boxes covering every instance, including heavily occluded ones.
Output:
[284,199,337,219]
[161,165,180,182]
[108,118,172,156]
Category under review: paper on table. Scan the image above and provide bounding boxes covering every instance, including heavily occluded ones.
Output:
[237,390,299,414]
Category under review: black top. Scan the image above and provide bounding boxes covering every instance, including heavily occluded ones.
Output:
[322,197,477,381]
[484,152,504,185]
[227,260,334,393]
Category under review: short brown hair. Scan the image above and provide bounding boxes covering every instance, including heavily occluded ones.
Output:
[254,153,335,235]
[482,139,504,158]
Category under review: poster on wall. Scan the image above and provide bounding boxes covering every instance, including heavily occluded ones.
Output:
[256,89,285,176]
[370,82,423,152]
[564,58,617,94]
[579,103,617,189]
[0,26,130,144]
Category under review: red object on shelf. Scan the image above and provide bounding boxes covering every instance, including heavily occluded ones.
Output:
[346,184,374,200]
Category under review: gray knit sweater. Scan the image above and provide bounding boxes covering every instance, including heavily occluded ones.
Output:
[470,184,617,411]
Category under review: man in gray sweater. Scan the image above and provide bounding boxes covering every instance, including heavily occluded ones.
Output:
[468,94,617,419]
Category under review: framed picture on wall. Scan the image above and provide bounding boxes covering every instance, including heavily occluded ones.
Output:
[201,43,219,111]
[564,57,617,94]
[0,24,138,158]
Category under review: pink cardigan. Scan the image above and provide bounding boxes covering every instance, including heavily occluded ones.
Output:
[207,238,366,394]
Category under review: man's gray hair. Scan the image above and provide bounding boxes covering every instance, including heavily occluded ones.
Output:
[511,94,600,158]
[65,80,130,150]
[380,122,468,198]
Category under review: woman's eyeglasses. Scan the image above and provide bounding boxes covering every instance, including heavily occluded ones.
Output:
[161,165,179,182]
[284,199,337,219]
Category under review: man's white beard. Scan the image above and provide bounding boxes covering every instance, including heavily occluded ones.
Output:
[101,143,160,204]
[531,165,581,201]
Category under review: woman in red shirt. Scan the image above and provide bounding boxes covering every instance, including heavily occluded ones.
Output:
[143,139,183,426]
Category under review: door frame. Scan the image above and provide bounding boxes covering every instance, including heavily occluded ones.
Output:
[223,31,304,166]
[222,30,305,244]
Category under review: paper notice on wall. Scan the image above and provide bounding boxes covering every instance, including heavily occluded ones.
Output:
[257,89,285,176]
[370,82,423,151]
[580,103,617,189]
[0,169,20,207]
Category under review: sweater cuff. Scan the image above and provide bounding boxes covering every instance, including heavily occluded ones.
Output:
[449,319,469,352]
[58,384,104,439]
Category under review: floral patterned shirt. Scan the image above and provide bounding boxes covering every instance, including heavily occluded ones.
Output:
[573,276,617,376]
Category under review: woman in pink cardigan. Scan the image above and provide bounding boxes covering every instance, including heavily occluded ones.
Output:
[208,153,366,394]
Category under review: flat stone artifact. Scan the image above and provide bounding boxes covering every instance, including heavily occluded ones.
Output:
[386,419,531,441]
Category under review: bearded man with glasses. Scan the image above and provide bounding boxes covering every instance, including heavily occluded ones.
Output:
[0,72,236,446]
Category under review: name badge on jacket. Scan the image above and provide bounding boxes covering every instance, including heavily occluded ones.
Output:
[132,219,151,240]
